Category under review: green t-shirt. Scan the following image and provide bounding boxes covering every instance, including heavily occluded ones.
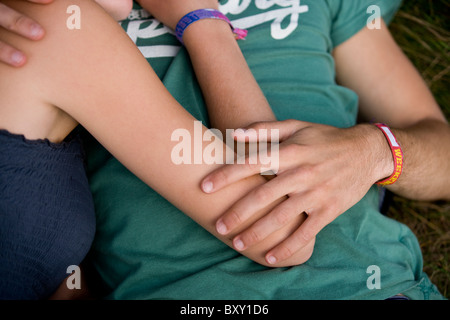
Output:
[85,0,443,300]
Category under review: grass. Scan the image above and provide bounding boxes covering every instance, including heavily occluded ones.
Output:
[388,0,450,298]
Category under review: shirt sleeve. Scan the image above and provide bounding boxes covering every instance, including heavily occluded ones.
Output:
[329,0,403,48]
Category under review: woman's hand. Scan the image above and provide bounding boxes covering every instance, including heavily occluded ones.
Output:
[136,0,219,30]
[0,0,51,67]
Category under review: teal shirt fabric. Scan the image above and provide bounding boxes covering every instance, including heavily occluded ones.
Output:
[85,0,444,300]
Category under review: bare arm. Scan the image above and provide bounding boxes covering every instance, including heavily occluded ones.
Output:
[137,0,276,134]
[182,19,276,132]
[333,19,450,201]
[0,0,312,267]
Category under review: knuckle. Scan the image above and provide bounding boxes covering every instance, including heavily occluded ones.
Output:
[324,203,337,216]
[253,185,272,202]
[244,229,261,245]
[296,165,317,183]
[0,41,15,59]
[285,167,310,187]
[273,208,291,227]
[289,166,304,180]
[303,164,316,177]
[212,168,229,185]
[6,15,29,32]
[244,157,260,171]
[282,143,301,158]
[249,121,268,131]
[297,228,313,244]
[278,245,294,261]
[285,119,299,127]
[226,208,243,227]
[281,119,296,129]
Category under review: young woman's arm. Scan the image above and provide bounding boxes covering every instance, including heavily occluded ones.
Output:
[137,0,276,134]
[0,0,313,267]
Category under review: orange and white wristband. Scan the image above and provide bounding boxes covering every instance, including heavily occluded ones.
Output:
[374,123,404,186]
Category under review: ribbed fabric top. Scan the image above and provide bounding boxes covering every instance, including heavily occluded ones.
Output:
[0,128,95,299]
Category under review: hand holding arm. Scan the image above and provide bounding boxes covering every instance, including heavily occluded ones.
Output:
[201,120,389,264]
[200,19,450,264]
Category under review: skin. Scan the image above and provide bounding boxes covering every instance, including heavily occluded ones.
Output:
[137,0,315,263]
[137,0,277,133]
[0,0,314,301]
[201,19,450,265]
[0,0,132,66]
[2,0,449,296]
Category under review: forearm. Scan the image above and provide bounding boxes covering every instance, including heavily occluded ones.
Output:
[182,19,276,133]
[333,20,450,201]
[387,119,450,201]
[367,118,450,201]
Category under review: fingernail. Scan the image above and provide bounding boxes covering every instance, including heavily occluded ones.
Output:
[266,255,277,265]
[233,238,245,251]
[202,180,213,193]
[11,52,25,65]
[30,24,44,39]
[216,220,228,235]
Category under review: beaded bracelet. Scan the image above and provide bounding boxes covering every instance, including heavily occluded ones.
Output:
[374,123,404,186]
[175,9,248,45]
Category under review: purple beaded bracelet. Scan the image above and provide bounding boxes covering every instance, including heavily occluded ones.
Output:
[175,9,248,44]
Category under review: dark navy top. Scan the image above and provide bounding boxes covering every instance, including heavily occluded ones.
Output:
[0,128,96,299]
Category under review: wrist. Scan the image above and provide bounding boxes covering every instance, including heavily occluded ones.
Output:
[361,124,395,184]
[176,9,247,46]
[182,18,236,48]
[373,123,404,186]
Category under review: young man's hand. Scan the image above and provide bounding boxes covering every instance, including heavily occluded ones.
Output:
[201,120,393,265]
[0,0,52,67]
